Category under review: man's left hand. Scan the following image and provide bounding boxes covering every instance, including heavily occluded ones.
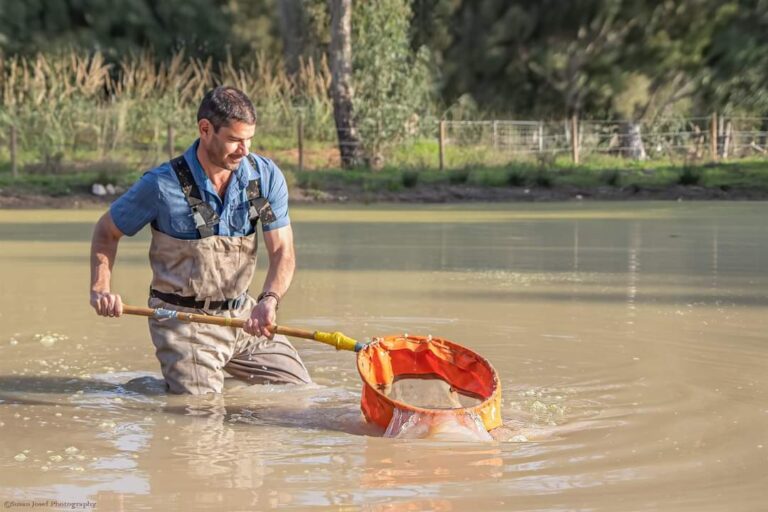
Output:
[244,297,278,337]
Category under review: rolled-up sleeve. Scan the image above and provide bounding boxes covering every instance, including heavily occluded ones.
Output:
[110,172,159,236]
[262,161,291,232]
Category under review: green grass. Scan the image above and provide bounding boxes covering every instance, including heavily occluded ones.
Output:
[2,147,768,198]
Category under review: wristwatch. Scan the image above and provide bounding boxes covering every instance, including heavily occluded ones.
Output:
[257,291,281,310]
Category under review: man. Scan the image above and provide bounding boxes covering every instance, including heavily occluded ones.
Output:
[89,86,311,394]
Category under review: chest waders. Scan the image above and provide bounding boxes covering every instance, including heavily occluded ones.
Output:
[146,154,310,394]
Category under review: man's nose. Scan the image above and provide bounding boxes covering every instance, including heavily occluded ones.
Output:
[237,141,249,155]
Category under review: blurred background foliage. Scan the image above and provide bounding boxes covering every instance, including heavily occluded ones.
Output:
[0,0,766,169]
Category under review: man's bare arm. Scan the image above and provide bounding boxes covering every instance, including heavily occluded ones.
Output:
[90,211,125,317]
[244,225,296,336]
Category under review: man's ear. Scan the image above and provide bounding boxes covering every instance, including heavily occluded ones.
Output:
[198,119,212,138]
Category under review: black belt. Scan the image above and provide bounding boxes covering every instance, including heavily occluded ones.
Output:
[149,289,247,311]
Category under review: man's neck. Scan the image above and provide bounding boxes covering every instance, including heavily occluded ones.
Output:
[196,143,234,199]
[196,143,230,182]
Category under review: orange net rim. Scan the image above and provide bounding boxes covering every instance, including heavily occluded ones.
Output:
[355,334,502,417]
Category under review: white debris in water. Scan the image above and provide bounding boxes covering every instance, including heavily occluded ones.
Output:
[55,413,62,417]
[14,453,27,462]
[510,435,528,442]
[49,455,63,462]
[530,400,548,414]
[64,446,79,455]
[36,332,69,347]
[72,466,84,472]
[9,338,18,346]
[99,421,116,430]
[40,466,50,472]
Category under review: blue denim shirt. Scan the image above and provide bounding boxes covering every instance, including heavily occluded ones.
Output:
[110,140,290,239]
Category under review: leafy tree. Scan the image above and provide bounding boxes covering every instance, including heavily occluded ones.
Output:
[351,0,432,167]
[0,0,253,61]
[706,0,768,113]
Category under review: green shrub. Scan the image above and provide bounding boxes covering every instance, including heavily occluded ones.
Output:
[507,170,526,187]
[678,167,701,186]
[402,170,419,188]
[601,170,621,187]
[531,171,553,188]
[448,168,470,184]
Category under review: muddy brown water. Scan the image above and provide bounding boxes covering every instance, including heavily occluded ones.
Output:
[0,202,766,511]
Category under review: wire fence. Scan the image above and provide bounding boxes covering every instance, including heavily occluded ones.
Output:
[1,115,767,177]
[442,116,768,166]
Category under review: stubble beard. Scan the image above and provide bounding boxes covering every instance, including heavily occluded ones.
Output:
[206,143,239,171]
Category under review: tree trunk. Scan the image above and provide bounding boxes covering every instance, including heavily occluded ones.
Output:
[276,0,305,77]
[328,0,363,168]
[620,121,647,160]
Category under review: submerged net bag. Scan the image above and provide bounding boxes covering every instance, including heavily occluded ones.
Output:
[356,335,502,440]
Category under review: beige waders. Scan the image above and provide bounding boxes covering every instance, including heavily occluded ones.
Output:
[147,228,311,394]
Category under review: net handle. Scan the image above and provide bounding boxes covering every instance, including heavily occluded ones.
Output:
[121,304,364,351]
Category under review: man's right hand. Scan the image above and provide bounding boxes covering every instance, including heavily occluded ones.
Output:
[91,291,123,317]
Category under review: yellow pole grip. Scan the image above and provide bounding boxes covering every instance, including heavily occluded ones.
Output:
[313,331,361,352]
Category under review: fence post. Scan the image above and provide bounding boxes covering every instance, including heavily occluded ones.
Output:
[723,119,732,159]
[438,120,446,171]
[167,124,175,160]
[492,120,498,149]
[297,116,304,172]
[538,122,544,153]
[571,114,580,164]
[10,125,18,178]
[710,113,718,161]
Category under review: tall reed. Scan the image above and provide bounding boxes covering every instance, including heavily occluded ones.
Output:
[0,49,334,171]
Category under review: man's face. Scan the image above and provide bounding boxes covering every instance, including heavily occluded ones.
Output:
[199,119,256,171]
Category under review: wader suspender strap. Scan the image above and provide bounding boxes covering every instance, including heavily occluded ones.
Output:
[170,156,220,238]
[245,155,278,227]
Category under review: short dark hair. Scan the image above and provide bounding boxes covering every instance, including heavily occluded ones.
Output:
[197,86,257,131]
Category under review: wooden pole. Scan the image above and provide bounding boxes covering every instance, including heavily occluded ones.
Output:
[167,124,175,160]
[297,116,304,172]
[571,114,580,165]
[10,125,18,179]
[438,120,446,171]
[538,122,544,153]
[710,113,718,161]
[492,120,498,149]
[723,119,732,159]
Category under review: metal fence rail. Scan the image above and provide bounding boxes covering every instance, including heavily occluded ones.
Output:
[1,115,767,174]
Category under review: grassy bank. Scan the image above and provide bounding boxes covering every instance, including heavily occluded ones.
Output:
[2,157,768,204]
[287,157,768,198]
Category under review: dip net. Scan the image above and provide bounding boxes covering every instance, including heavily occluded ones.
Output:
[356,335,502,441]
